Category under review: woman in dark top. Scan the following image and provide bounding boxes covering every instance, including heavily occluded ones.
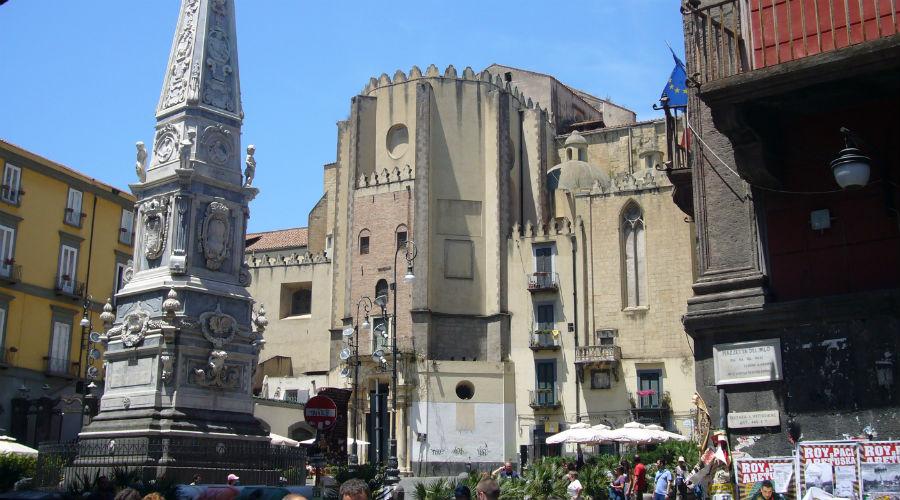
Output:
[610,466,628,500]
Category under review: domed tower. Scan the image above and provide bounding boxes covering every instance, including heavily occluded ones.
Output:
[547,131,610,219]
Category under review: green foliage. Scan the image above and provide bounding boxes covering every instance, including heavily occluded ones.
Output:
[67,470,100,497]
[500,458,568,499]
[330,463,385,494]
[639,441,699,470]
[0,453,36,492]
[579,463,612,500]
[110,466,142,490]
[414,477,456,500]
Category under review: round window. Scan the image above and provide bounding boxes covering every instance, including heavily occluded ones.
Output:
[386,124,409,159]
[455,381,475,400]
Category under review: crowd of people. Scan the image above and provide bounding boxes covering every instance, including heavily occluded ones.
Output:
[74,453,696,500]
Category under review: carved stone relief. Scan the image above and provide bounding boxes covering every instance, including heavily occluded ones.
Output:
[153,124,181,164]
[200,125,233,166]
[160,353,175,384]
[107,307,151,348]
[142,197,170,260]
[192,350,239,389]
[238,262,251,286]
[162,0,200,109]
[198,304,237,348]
[198,199,232,270]
[202,0,235,112]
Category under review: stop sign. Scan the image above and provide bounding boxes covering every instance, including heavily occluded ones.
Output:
[304,395,338,430]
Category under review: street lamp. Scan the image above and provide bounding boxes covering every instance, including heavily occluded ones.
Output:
[831,127,871,189]
[385,240,417,485]
[346,296,373,466]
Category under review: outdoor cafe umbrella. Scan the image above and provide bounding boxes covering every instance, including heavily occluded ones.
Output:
[606,422,658,445]
[269,433,302,447]
[0,435,38,456]
[545,422,596,444]
[645,424,689,443]
[298,437,370,446]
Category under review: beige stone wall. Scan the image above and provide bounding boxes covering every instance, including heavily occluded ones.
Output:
[246,259,333,374]
[562,120,668,177]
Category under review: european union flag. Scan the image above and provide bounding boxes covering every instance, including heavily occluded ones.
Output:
[660,51,688,108]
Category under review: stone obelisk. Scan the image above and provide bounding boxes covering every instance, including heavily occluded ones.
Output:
[78,0,275,478]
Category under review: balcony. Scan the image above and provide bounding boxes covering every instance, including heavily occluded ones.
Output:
[528,272,559,293]
[54,275,85,299]
[44,356,78,379]
[530,329,561,351]
[629,390,672,425]
[529,386,561,410]
[0,264,21,284]
[685,0,900,85]
[574,345,622,368]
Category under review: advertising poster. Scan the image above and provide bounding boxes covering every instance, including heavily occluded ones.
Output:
[860,441,900,500]
[735,457,799,500]
[798,443,860,499]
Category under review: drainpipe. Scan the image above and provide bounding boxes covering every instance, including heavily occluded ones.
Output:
[518,109,526,229]
[571,233,579,423]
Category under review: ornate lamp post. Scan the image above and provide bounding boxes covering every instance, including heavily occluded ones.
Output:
[385,240,416,485]
[343,296,373,465]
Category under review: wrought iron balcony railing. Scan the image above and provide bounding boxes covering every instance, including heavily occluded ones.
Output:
[685,0,900,84]
[530,330,561,351]
[529,385,561,409]
[0,264,21,284]
[54,275,85,299]
[528,272,559,292]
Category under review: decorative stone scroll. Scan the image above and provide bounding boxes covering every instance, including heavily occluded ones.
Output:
[162,0,200,109]
[198,199,232,270]
[200,125,233,166]
[193,350,239,388]
[154,124,181,164]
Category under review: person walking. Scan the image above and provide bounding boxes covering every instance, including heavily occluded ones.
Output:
[566,470,583,499]
[653,459,673,500]
[632,455,647,500]
[674,457,689,500]
[610,466,628,500]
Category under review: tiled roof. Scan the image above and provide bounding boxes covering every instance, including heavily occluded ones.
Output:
[245,227,308,252]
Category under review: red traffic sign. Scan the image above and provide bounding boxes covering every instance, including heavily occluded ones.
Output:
[304,395,338,430]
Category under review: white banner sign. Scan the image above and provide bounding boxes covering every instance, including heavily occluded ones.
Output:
[728,410,780,429]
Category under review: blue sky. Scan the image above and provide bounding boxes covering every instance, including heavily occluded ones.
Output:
[0,1,683,233]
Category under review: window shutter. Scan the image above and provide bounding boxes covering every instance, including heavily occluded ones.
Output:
[0,225,14,276]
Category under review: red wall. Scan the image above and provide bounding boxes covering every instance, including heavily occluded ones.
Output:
[764,98,900,301]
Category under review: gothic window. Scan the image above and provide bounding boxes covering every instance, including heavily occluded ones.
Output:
[375,279,388,303]
[622,202,647,308]
[396,224,408,250]
[359,229,370,255]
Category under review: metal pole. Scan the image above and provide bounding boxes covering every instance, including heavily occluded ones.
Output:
[386,246,401,484]
[350,315,360,465]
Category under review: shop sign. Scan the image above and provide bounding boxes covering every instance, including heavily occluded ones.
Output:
[728,410,780,429]
[713,339,783,385]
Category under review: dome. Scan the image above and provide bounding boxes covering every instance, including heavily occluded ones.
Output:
[547,160,610,192]
[564,131,588,147]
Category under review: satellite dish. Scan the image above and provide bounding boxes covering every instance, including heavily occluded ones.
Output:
[339,348,351,360]
[340,367,351,378]
[87,366,99,379]
[89,348,101,360]
[89,331,101,343]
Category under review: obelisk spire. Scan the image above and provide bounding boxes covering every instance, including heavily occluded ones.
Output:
[156,0,242,123]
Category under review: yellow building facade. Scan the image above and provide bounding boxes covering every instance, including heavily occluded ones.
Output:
[0,139,134,445]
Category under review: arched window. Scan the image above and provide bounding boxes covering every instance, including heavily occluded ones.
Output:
[291,288,312,316]
[375,279,389,303]
[622,202,647,307]
[567,148,573,160]
[395,224,408,250]
[358,229,370,255]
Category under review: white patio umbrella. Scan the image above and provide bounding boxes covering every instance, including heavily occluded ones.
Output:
[298,437,370,446]
[0,435,39,456]
[606,422,657,444]
[546,422,597,444]
[269,433,301,447]
[645,424,689,443]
